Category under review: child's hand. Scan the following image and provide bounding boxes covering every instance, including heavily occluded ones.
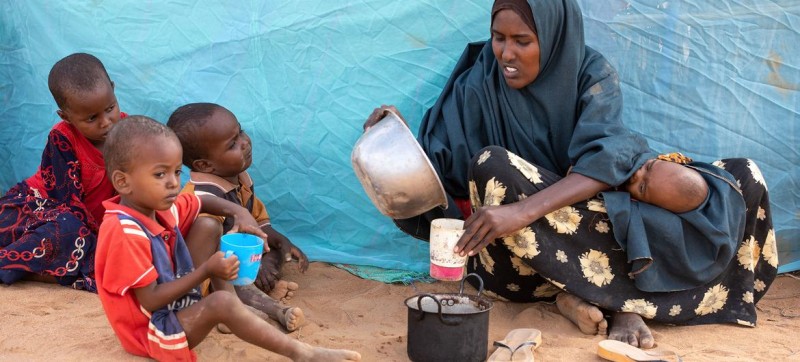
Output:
[266,230,308,273]
[205,251,240,281]
[228,213,270,252]
[283,240,309,273]
[266,233,284,250]
[255,258,280,292]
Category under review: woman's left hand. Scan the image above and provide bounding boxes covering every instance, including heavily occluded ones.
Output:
[363,105,408,131]
[454,203,532,257]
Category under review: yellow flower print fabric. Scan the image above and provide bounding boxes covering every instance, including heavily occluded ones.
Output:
[461,148,775,328]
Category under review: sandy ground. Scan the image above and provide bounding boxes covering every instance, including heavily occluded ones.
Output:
[1,263,798,361]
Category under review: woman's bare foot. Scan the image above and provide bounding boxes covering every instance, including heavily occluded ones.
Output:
[556,293,608,335]
[291,342,361,362]
[268,280,299,303]
[608,312,655,349]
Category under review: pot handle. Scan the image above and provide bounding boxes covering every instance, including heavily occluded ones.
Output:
[415,294,460,326]
[459,273,484,297]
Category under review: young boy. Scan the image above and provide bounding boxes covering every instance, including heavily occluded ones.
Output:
[95,115,360,362]
[167,103,308,319]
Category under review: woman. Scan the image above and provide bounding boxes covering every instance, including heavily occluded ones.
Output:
[364,0,776,348]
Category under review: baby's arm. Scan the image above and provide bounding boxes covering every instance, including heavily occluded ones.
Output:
[133,251,239,312]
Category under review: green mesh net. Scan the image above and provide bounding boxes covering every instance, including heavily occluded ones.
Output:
[333,263,436,284]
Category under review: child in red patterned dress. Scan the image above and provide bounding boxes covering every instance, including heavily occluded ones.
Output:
[0,53,126,291]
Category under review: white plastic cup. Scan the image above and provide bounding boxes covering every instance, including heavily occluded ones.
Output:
[429,218,467,281]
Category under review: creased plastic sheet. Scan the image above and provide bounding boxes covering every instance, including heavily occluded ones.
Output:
[0,1,797,274]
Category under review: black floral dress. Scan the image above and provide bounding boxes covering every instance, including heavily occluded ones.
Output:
[465,146,777,326]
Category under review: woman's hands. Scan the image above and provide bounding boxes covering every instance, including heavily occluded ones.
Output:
[363,105,408,131]
[454,202,532,257]
[454,172,612,257]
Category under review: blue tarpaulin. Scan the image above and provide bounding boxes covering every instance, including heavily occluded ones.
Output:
[1,1,797,274]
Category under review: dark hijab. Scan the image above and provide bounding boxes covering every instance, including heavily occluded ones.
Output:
[418,0,652,199]
[491,0,536,34]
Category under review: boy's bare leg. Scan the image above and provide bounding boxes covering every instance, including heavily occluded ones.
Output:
[177,291,360,361]
[235,284,305,332]
[555,292,608,335]
[184,216,304,331]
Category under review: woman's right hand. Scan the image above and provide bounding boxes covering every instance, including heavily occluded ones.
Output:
[363,105,407,131]
[455,202,532,257]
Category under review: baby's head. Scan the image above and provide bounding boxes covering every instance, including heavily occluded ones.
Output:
[624,158,708,213]
[104,115,183,213]
[48,53,121,147]
[167,103,252,179]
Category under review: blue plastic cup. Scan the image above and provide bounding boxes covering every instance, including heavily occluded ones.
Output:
[219,233,264,286]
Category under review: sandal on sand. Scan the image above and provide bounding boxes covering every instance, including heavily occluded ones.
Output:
[487,328,543,362]
[597,339,682,362]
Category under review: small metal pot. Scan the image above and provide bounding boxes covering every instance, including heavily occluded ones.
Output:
[405,274,493,362]
[351,111,447,219]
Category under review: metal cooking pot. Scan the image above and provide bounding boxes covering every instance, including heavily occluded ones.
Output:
[405,274,493,362]
[351,111,447,219]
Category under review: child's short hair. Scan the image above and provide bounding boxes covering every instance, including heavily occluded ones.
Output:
[166,102,226,169]
[104,115,177,175]
[48,53,112,109]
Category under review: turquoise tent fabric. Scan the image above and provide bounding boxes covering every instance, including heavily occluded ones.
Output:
[1,1,797,275]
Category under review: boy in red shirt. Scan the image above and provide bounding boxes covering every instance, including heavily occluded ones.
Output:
[95,115,360,361]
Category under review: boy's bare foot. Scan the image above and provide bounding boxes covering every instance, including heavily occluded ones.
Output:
[292,342,361,362]
[556,292,608,335]
[608,312,655,348]
[235,284,305,331]
[268,280,299,303]
[278,306,306,332]
[222,303,304,332]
